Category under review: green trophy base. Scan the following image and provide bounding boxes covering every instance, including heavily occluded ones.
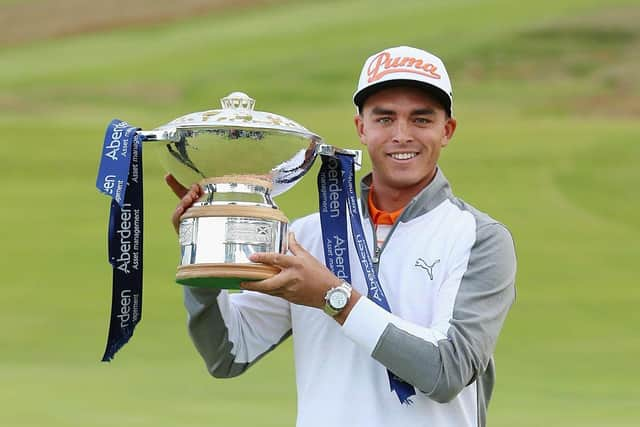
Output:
[175,263,279,289]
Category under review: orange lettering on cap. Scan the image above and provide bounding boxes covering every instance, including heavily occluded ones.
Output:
[367,51,441,83]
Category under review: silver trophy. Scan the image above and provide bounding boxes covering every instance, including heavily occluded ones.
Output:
[140,92,360,289]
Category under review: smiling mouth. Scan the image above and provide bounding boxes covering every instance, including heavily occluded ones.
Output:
[389,152,418,160]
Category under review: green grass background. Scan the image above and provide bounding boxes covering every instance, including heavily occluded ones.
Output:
[1,0,639,425]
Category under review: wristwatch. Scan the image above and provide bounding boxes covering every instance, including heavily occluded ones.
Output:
[323,282,352,316]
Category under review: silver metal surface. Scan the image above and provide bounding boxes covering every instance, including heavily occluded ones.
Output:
[141,92,322,197]
[179,215,287,265]
[138,91,361,285]
[198,182,275,206]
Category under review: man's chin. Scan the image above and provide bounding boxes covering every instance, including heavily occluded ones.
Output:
[387,170,437,191]
[388,177,428,191]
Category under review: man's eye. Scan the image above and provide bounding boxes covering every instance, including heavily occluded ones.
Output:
[377,117,392,125]
[414,117,431,124]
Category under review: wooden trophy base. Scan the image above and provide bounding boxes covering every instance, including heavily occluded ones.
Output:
[176,263,281,289]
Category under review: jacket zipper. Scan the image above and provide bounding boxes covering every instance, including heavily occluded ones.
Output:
[370,198,417,274]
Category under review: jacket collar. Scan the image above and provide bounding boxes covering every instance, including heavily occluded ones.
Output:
[359,167,453,223]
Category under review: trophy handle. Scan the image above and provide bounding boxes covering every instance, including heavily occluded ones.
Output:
[137,129,177,141]
[317,144,362,171]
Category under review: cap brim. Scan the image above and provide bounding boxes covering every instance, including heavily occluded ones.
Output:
[353,79,451,115]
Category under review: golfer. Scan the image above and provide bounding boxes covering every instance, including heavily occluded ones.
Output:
[167,45,516,427]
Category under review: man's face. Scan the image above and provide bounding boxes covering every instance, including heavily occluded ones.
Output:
[354,85,457,195]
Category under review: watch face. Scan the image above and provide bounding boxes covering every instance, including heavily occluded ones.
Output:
[329,290,348,310]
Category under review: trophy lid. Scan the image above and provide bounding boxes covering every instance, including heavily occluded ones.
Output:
[152,92,321,140]
[142,92,323,197]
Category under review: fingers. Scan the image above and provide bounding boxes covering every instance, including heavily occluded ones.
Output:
[249,251,294,268]
[240,269,297,298]
[165,173,189,199]
[171,205,185,233]
[249,233,309,267]
[171,184,202,233]
[239,277,282,294]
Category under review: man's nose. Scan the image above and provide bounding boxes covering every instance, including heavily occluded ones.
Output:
[392,120,412,143]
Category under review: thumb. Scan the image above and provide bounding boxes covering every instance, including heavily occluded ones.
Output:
[287,232,305,256]
[165,173,189,199]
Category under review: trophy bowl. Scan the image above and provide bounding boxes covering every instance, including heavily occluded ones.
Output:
[141,92,322,289]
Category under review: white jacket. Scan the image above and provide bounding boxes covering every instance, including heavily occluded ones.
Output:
[184,168,516,427]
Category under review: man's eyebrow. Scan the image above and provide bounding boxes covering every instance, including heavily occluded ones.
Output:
[371,107,395,115]
[369,107,437,115]
[412,108,436,115]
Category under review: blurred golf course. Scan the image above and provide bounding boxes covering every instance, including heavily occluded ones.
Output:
[1,0,638,425]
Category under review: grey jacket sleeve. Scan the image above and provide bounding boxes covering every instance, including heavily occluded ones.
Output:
[370,223,516,403]
[184,287,292,378]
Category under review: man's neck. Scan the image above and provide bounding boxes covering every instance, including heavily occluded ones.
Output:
[370,170,437,212]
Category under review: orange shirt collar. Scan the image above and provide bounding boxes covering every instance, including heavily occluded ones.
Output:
[367,188,403,225]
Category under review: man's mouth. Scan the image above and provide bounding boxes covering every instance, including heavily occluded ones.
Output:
[389,152,418,160]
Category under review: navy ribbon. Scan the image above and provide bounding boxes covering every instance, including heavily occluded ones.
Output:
[96,119,144,362]
[318,153,416,404]
[318,156,352,284]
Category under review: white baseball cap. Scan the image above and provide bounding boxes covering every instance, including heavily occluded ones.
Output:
[353,46,453,116]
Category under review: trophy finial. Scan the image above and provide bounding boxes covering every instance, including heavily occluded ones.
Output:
[221,92,256,111]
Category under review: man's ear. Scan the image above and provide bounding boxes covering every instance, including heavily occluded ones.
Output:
[441,117,457,147]
[354,113,366,144]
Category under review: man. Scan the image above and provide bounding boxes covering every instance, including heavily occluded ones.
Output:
[166,46,516,427]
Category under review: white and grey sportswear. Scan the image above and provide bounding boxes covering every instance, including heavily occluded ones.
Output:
[183,168,517,427]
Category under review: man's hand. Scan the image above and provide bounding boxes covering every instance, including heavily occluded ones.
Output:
[240,233,344,308]
[165,173,203,233]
